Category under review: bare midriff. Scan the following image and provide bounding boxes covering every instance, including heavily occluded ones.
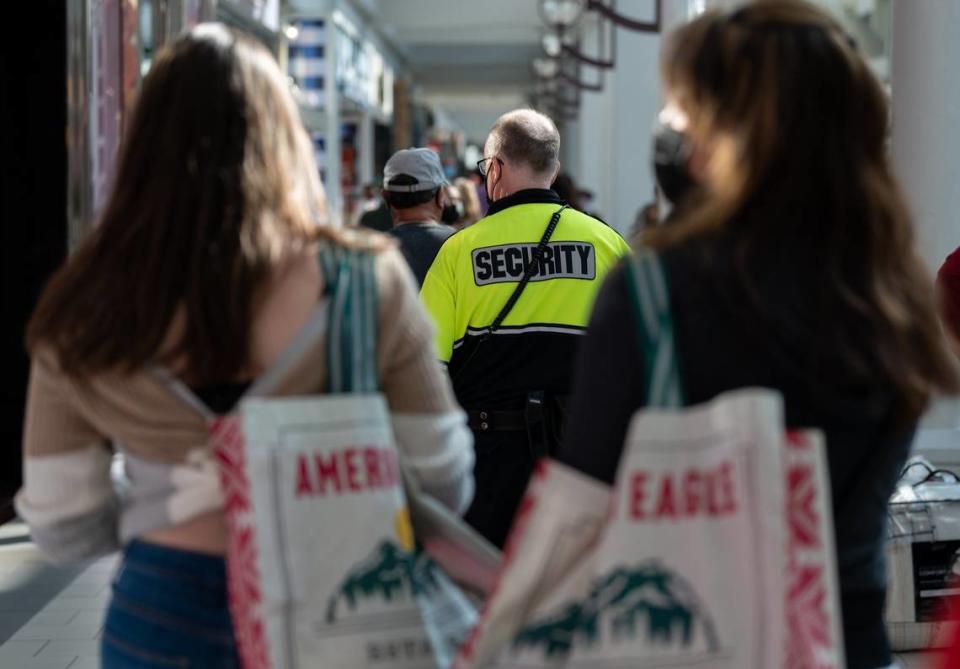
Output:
[141,510,229,556]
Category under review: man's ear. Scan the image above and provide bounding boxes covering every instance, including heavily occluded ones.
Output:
[489,157,501,182]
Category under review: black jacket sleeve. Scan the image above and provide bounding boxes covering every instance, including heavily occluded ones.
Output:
[556,263,646,484]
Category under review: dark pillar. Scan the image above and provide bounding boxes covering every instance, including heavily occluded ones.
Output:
[0,0,69,513]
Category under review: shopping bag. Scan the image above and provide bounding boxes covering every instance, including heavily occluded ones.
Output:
[456,252,844,669]
[166,247,478,668]
[404,465,503,601]
[214,393,477,669]
[782,429,845,669]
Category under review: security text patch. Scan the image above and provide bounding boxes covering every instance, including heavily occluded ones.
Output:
[472,242,596,286]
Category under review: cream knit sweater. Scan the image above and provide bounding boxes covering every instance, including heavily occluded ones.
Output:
[16,248,473,561]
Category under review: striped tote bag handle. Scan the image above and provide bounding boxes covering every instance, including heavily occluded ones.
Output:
[623,250,685,409]
[318,245,380,394]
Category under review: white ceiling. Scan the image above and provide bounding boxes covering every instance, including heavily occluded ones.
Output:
[422,90,531,143]
[364,0,545,93]
[335,0,547,140]
[374,0,543,46]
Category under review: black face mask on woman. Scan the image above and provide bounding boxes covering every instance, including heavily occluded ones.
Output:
[652,121,696,206]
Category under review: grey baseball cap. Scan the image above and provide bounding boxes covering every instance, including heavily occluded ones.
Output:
[383,148,448,192]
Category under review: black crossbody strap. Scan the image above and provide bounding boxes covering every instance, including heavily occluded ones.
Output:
[451,204,568,383]
[482,204,569,340]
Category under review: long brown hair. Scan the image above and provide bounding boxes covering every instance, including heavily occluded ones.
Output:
[29,25,373,384]
[648,0,957,419]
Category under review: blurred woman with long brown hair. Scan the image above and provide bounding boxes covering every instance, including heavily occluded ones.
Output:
[558,2,958,668]
[453,176,483,228]
[17,24,472,666]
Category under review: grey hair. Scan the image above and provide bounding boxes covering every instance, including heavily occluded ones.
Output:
[486,109,560,177]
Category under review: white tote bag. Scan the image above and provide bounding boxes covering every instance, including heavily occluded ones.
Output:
[457,252,845,669]
[167,247,478,669]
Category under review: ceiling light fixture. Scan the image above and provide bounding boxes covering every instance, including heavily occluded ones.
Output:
[542,32,563,58]
[539,0,662,34]
[533,57,560,79]
[538,0,588,29]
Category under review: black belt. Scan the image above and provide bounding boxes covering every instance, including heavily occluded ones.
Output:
[468,392,568,460]
[467,409,526,433]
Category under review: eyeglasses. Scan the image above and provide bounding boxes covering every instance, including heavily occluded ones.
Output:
[477,157,502,177]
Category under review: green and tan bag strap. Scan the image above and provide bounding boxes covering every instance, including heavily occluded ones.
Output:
[317,244,379,394]
[623,250,685,409]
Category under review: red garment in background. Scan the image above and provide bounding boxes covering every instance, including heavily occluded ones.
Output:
[940,614,960,668]
[938,247,960,345]
[928,249,960,669]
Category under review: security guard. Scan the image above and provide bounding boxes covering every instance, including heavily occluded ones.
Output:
[421,109,631,547]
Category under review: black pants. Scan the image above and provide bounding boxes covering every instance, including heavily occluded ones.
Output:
[464,429,535,549]
[841,591,892,669]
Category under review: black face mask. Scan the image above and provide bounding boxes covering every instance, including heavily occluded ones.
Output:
[652,121,696,206]
[441,202,463,225]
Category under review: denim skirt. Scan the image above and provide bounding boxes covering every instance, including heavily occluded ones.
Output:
[101,540,239,668]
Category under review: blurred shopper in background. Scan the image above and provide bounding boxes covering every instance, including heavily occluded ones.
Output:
[578,187,594,210]
[557,3,959,669]
[383,148,457,286]
[350,182,383,226]
[553,172,609,225]
[938,246,960,353]
[443,183,466,228]
[421,109,631,547]
[550,172,582,211]
[469,169,489,216]
[17,25,472,668]
[631,200,660,240]
[578,187,605,222]
[356,196,393,233]
[454,176,483,228]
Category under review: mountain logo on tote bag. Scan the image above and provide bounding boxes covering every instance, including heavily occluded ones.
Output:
[512,560,720,659]
[325,540,443,623]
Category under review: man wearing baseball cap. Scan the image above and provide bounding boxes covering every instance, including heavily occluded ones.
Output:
[382,148,459,286]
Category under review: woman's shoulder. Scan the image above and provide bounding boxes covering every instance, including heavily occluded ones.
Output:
[312,233,418,324]
[30,343,64,373]
[657,232,739,297]
[626,233,724,286]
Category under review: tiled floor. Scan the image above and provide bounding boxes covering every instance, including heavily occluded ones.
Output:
[0,521,115,668]
[0,519,948,668]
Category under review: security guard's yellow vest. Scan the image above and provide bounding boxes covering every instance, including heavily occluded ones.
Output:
[421,190,631,410]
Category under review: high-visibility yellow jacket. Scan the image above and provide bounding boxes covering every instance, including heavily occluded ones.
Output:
[420,188,632,410]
